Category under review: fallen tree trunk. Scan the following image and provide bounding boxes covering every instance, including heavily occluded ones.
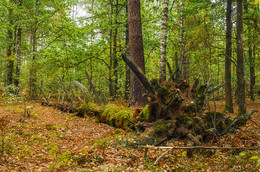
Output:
[121,53,155,94]
[85,70,102,106]
[222,109,258,135]
[121,52,258,146]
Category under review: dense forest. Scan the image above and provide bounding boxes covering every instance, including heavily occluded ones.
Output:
[0,0,259,171]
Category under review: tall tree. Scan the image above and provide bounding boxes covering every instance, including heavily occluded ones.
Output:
[249,42,255,101]
[179,0,188,81]
[14,0,23,89]
[159,0,169,82]
[125,0,130,100]
[236,0,246,115]
[113,0,119,98]
[224,0,234,113]
[6,0,14,86]
[29,0,39,98]
[128,0,146,106]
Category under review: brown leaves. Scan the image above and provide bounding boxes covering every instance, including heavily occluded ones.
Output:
[0,99,259,171]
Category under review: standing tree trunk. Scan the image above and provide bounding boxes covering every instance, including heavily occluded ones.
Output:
[15,0,23,89]
[224,0,234,113]
[113,0,119,99]
[109,0,114,98]
[6,3,14,86]
[179,0,188,81]
[29,0,39,98]
[249,45,255,101]
[236,0,246,115]
[159,0,169,82]
[124,1,130,100]
[128,0,146,107]
[175,52,181,82]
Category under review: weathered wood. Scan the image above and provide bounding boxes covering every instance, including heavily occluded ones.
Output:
[72,80,92,102]
[208,84,224,94]
[57,76,71,102]
[222,109,258,135]
[121,53,155,94]
[85,70,102,106]
[144,145,260,150]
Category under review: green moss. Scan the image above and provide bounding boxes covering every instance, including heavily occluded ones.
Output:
[99,104,135,130]
[150,120,169,138]
[76,102,98,117]
[176,114,193,128]
[158,87,170,96]
[223,105,234,113]
[139,104,150,121]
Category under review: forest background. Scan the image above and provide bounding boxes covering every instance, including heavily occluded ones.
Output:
[0,0,259,108]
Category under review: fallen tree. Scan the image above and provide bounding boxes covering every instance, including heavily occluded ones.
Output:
[40,54,258,147]
[121,53,258,146]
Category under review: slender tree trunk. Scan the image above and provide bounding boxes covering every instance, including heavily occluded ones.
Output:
[15,0,23,89]
[29,0,39,98]
[179,0,188,81]
[29,29,37,98]
[175,52,181,82]
[128,0,146,107]
[113,0,119,98]
[15,26,22,88]
[7,5,14,86]
[109,0,114,97]
[225,0,234,112]
[249,45,255,101]
[236,0,246,115]
[124,1,130,100]
[159,0,169,82]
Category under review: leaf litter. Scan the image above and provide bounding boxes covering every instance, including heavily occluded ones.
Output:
[0,100,259,171]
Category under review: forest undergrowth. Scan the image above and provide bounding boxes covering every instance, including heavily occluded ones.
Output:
[0,97,259,171]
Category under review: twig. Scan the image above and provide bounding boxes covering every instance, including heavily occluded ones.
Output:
[154,147,173,165]
[144,145,260,150]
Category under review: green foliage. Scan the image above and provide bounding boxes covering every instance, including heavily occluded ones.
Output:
[139,104,150,121]
[0,0,259,102]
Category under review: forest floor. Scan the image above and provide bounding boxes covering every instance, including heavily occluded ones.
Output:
[0,97,259,171]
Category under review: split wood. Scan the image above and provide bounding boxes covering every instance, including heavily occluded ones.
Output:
[143,145,260,164]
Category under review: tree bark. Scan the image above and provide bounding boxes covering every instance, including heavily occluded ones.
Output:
[29,0,40,98]
[179,0,188,81]
[236,0,246,115]
[128,0,146,107]
[159,0,169,82]
[175,52,181,83]
[124,0,130,100]
[29,25,38,98]
[122,54,155,95]
[15,0,23,89]
[224,0,234,113]
[249,45,255,101]
[113,0,119,99]
[109,0,114,97]
[85,71,102,106]
[7,4,14,86]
